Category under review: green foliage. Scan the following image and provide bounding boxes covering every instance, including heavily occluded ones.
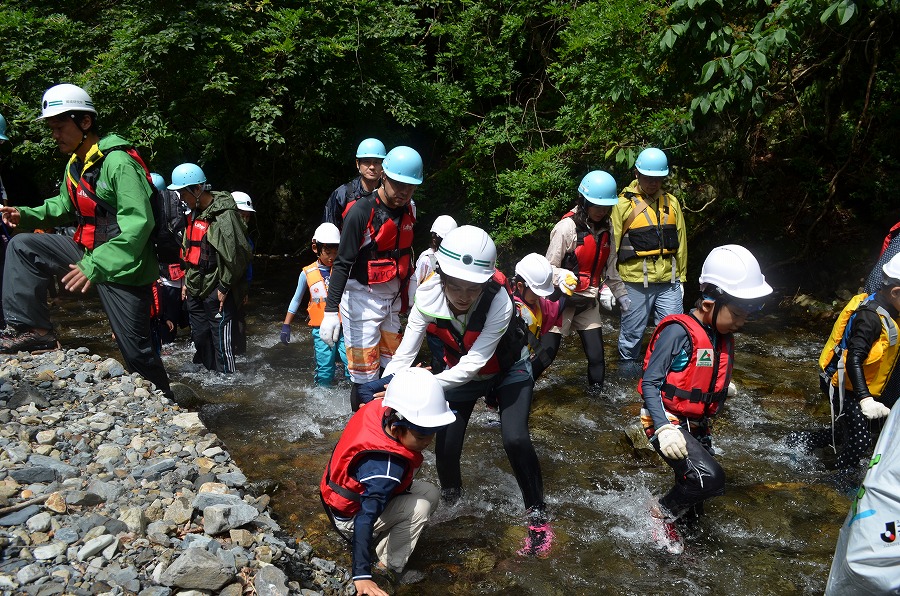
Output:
[0,0,898,293]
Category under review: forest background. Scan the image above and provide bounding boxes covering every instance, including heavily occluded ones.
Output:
[1,0,897,300]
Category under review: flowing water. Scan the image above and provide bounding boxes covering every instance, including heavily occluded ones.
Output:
[57,256,847,595]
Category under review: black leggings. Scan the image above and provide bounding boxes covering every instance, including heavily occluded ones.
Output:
[656,426,725,519]
[436,376,544,511]
[577,327,605,387]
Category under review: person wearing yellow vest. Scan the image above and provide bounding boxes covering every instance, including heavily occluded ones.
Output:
[813,252,900,489]
[280,223,350,386]
[610,148,688,379]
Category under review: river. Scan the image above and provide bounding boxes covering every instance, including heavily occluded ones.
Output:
[56,255,846,595]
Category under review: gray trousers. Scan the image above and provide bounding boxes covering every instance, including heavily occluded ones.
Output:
[3,233,172,397]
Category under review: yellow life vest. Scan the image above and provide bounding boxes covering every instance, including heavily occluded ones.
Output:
[819,292,900,397]
[303,262,329,327]
[617,191,680,261]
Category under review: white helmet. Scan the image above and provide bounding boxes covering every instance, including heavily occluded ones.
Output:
[436,225,496,283]
[39,84,96,120]
[383,368,456,430]
[515,253,556,297]
[430,215,457,238]
[882,253,900,284]
[313,222,341,245]
[231,191,256,213]
[699,244,772,301]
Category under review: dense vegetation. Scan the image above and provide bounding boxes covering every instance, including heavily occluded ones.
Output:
[1,0,898,296]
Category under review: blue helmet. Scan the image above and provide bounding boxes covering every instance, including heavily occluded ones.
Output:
[0,114,8,141]
[577,170,618,206]
[635,148,669,177]
[382,146,423,185]
[168,163,207,190]
[150,173,166,194]
[356,138,387,159]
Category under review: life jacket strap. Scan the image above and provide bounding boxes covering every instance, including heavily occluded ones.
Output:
[662,382,727,405]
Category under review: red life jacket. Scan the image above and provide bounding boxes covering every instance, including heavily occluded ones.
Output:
[65,145,152,249]
[150,282,161,319]
[560,210,611,292]
[426,271,513,376]
[182,216,216,271]
[638,313,733,420]
[320,401,423,517]
[360,196,415,285]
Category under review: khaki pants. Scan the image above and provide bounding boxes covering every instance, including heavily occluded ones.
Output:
[336,481,440,572]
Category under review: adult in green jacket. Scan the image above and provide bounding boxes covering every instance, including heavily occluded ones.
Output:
[0,84,171,397]
[169,163,251,373]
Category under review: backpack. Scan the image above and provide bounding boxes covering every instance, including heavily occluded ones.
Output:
[100,146,187,264]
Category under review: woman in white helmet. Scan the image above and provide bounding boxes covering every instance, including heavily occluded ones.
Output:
[321,368,455,595]
[637,244,772,554]
[371,225,568,557]
[280,222,349,386]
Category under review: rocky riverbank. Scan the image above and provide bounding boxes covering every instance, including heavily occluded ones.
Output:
[0,348,355,596]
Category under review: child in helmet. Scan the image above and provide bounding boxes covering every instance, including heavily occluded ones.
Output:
[639,244,772,554]
[370,226,570,557]
[813,252,900,489]
[511,253,566,381]
[546,170,629,390]
[280,223,350,386]
[320,367,455,595]
[415,214,458,372]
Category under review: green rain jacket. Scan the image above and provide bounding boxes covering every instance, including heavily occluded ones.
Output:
[17,134,159,286]
[183,191,252,302]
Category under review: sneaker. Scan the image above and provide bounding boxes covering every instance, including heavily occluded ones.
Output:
[0,329,59,354]
[517,521,554,557]
[650,514,684,555]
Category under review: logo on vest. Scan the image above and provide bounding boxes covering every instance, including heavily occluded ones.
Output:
[882,521,897,543]
[696,348,714,367]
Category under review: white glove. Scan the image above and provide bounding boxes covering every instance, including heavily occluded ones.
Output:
[598,285,616,311]
[319,311,341,348]
[860,397,891,419]
[557,269,577,296]
[655,424,688,460]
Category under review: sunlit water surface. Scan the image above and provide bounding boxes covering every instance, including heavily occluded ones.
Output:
[57,257,845,595]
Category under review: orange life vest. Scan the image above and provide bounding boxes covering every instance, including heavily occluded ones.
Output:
[303,262,330,327]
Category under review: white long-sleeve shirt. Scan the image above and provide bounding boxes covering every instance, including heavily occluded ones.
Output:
[382,273,512,389]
